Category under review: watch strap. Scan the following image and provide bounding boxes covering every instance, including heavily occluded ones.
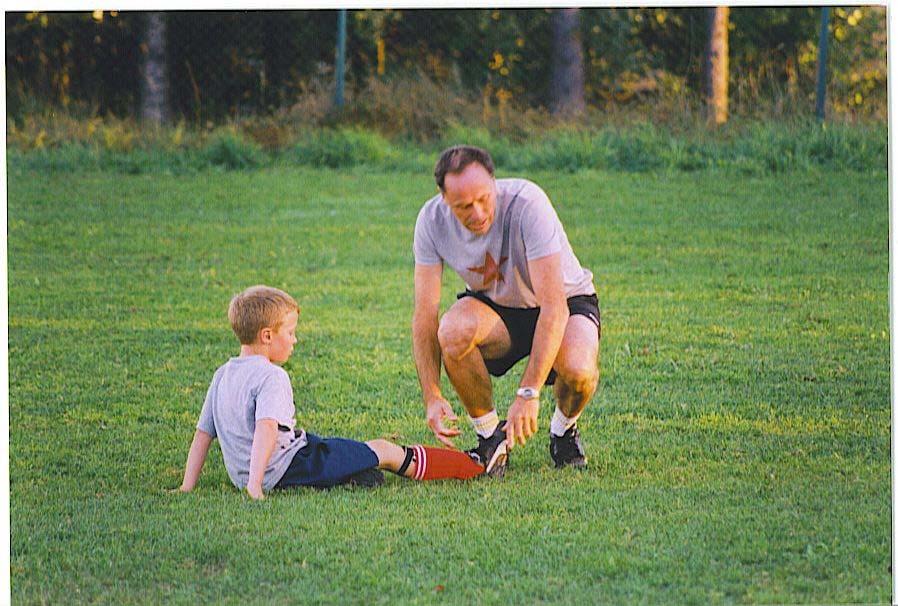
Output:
[516,386,540,400]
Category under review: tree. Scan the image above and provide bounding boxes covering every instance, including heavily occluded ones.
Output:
[703,6,729,124]
[140,12,168,124]
[550,8,585,116]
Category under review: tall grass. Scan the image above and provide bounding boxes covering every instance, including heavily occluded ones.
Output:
[8,119,886,177]
[7,70,886,176]
[290,128,397,168]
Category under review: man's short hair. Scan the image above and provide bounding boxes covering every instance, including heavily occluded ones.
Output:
[228,285,299,345]
[433,145,495,190]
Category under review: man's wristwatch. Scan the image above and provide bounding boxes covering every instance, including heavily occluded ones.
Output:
[516,386,540,401]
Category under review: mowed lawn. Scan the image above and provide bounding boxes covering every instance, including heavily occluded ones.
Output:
[8,165,889,604]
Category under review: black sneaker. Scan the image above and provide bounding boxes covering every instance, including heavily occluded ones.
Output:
[344,467,386,488]
[550,425,587,469]
[466,421,508,477]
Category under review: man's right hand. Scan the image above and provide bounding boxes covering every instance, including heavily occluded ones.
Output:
[246,484,265,501]
[426,398,461,448]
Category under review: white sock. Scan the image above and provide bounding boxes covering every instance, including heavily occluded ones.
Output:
[550,407,580,437]
[470,409,499,439]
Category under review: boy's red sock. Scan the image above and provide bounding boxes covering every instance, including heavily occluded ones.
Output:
[408,445,485,480]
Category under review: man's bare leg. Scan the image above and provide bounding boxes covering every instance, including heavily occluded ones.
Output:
[552,315,601,421]
[548,315,599,467]
[437,297,512,418]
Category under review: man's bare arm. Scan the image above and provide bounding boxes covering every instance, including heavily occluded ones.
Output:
[412,262,460,447]
[521,252,569,389]
[412,263,444,404]
[506,252,569,448]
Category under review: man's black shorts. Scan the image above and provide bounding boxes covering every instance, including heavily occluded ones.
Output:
[456,290,601,385]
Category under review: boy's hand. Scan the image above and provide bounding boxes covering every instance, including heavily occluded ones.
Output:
[246,485,265,500]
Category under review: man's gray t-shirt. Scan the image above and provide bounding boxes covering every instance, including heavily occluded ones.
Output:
[197,355,307,490]
[413,178,595,308]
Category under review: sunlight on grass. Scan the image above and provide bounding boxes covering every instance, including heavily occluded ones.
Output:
[609,410,882,438]
[8,165,889,604]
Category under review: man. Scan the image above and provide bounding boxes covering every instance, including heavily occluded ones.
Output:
[412,145,601,475]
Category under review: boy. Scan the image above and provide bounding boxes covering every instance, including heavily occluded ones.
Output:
[178,285,507,499]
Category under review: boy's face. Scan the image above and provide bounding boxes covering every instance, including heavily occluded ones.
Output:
[267,310,298,364]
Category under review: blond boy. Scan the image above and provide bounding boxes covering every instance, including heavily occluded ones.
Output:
[179,285,499,499]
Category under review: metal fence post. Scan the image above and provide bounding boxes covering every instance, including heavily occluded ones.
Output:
[335,9,347,108]
[815,7,831,121]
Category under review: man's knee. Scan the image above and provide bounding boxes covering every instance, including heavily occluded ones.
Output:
[437,312,478,361]
[556,360,599,393]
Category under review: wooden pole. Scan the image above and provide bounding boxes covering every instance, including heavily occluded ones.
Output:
[703,6,730,126]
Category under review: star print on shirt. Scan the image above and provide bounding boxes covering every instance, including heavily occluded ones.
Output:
[467,252,508,288]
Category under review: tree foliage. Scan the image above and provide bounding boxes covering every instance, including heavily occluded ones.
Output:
[5,8,886,123]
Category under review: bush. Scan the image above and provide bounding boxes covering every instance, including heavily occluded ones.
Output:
[198,131,266,170]
[101,148,205,175]
[524,131,604,173]
[339,72,481,142]
[436,123,523,169]
[291,128,396,168]
[6,115,887,176]
[9,143,109,173]
[805,123,887,171]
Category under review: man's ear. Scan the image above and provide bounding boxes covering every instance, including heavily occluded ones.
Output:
[259,327,272,344]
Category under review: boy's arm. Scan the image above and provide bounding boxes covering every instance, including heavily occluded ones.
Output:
[179,429,214,492]
[246,418,279,500]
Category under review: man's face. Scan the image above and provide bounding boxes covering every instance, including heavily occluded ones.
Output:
[442,163,497,235]
[268,310,298,364]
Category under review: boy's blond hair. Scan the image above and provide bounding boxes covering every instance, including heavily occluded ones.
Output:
[228,285,299,345]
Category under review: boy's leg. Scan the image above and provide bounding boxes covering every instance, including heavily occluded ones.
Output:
[366,439,484,481]
[365,440,408,472]
[275,433,383,490]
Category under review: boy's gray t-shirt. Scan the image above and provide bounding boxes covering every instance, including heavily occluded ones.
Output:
[197,355,307,490]
[413,178,595,308]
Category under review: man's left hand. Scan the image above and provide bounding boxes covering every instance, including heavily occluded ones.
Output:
[506,396,539,449]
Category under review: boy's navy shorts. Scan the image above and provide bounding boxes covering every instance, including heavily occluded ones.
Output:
[456,290,601,385]
[274,432,379,490]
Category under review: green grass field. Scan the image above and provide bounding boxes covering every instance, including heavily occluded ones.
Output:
[8,164,889,604]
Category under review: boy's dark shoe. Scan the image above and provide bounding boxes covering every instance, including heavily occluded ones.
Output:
[344,467,385,488]
[466,421,508,478]
[550,425,587,469]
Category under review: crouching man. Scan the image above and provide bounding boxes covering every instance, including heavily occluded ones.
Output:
[411,145,602,474]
